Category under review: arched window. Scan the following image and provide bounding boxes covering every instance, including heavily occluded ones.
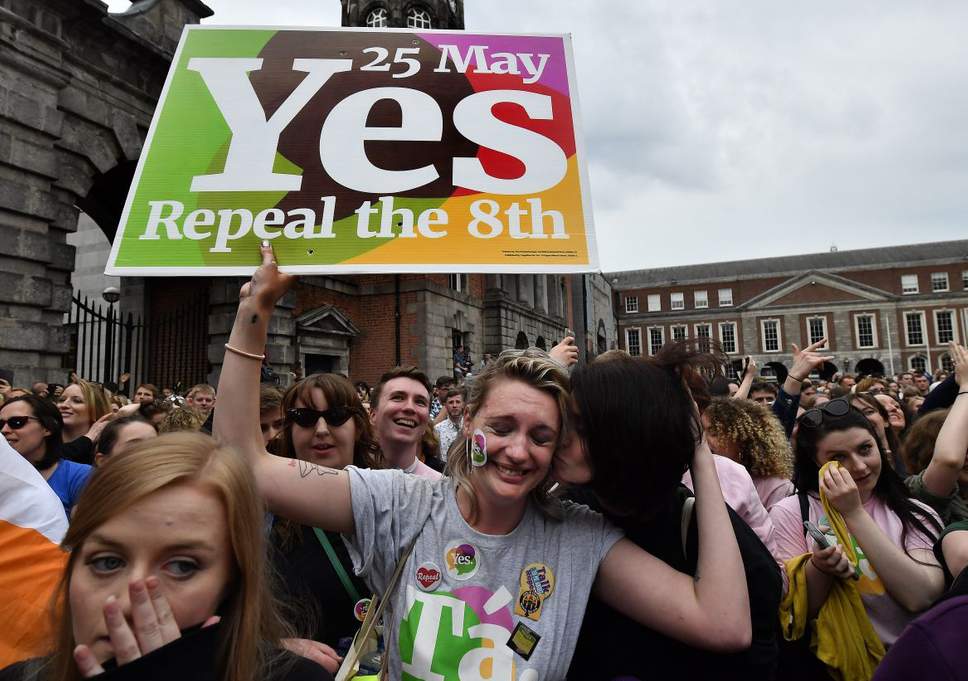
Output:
[535,336,547,351]
[910,355,927,374]
[365,7,387,27]
[407,6,433,28]
[515,331,529,350]
[940,353,954,372]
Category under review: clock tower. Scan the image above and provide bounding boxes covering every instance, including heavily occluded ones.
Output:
[340,1,464,30]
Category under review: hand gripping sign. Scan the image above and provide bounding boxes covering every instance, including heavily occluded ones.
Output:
[106,26,597,276]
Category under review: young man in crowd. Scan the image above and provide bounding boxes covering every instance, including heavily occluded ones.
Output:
[429,375,453,423]
[433,387,465,463]
[31,382,49,399]
[838,373,857,391]
[749,381,777,406]
[185,383,216,417]
[370,366,441,479]
[914,373,932,395]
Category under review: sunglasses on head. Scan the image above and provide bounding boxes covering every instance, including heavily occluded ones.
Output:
[0,415,39,430]
[798,397,851,428]
[286,406,356,428]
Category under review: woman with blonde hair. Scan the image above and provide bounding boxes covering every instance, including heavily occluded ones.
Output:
[703,398,794,509]
[0,431,330,681]
[57,379,112,465]
[214,246,750,680]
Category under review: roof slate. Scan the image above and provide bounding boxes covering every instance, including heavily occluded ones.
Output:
[607,239,968,288]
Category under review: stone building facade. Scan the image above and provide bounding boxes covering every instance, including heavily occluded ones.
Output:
[0,0,615,389]
[611,240,968,380]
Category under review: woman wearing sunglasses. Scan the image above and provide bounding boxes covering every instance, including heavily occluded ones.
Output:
[769,397,944,648]
[268,372,381,674]
[0,395,92,518]
[215,246,751,680]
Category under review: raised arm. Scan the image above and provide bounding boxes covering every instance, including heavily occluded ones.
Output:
[823,465,943,612]
[594,437,752,652]
[732,356,756,400]
[920,343,968,498]
[214,243,353,534]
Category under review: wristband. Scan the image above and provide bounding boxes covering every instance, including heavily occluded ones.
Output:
[224,343,265,361]
[958,391,968,397]
[788,374,805,383]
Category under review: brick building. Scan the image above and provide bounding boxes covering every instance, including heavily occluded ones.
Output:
[611,240,968,380]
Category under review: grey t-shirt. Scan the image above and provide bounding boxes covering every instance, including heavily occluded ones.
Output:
[344,467,623,681]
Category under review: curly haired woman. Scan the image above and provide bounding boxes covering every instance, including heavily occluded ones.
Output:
[703,398,794,510]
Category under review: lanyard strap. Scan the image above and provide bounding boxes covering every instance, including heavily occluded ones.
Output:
[312,527,362,604]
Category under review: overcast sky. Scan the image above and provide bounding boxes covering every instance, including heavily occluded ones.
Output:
[107,0,968,272]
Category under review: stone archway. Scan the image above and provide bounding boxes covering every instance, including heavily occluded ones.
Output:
[0,0,213,385]
[855,358,886,377]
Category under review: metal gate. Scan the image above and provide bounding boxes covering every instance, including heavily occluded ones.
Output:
[67,294,209,393]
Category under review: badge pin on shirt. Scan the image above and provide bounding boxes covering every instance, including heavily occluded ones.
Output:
[514,562,555,621]
[470,428,487,467]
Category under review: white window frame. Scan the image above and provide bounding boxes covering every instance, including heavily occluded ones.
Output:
[406,6,433,28]
[909,355,927,373]
[962,270,968,290]
[718,288,733,307]
[718,322,738,355]
[760,318,782,353]
[448,273,467,292]
[670,292,685,310]
[625,327,642,357]
[806,316,828,346]
[671,324,688,342]
[624,296,639,313]
[931,272,950,293]
[647,326,666,356]
[694,323,712,348]
[934,309,958,344]
[904,311,927,347]
[694,290,709,309]
[853,313,878,349]
[901,274,919,295]
[647,294,661,312]
[365,7,388,27]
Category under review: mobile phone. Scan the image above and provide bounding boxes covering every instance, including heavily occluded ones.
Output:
[803,521,829,549]
[743,355,751,373]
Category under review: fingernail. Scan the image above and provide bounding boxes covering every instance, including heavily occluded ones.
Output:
[262,240,269,248]
[145,576,159,590]
[131,580,145,593]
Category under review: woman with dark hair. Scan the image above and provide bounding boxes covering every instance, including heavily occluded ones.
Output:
[268,372,380,673]
[770,399,944,649]
[849,392,905,474]
[0,395,91,517]
[561,345,783,680]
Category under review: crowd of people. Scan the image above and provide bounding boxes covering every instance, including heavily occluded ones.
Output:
[2,245,967,680]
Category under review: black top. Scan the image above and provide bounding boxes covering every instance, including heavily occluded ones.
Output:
[61,436,94,465]
[0,624,332,681]
[567,486,782,681]
[270,521,370,648]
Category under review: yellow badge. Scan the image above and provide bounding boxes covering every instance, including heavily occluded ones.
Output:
[514,562,555,620]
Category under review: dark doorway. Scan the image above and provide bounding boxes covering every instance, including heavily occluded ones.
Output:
[515,331,529,349]
[855,358,885,377]
[305,353,338,375]
[763,361,788,383]
[818,361,838,382]
[535,336,547,351]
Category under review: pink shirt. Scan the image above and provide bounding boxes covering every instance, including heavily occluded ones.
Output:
[754,475,794,510]
[770,493,941,645]
[682,454,778,558]
[403,457,442,480]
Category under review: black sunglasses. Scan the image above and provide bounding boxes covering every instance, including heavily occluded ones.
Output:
[798,397,851,428]
[286,406,356,428]
[0,415,39,430]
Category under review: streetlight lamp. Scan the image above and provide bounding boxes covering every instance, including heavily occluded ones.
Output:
[101,287,121,386]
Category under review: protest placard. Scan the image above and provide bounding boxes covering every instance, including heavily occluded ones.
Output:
[105,26,597,276]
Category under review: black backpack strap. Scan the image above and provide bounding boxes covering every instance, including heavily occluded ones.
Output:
[798,491,809,537]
